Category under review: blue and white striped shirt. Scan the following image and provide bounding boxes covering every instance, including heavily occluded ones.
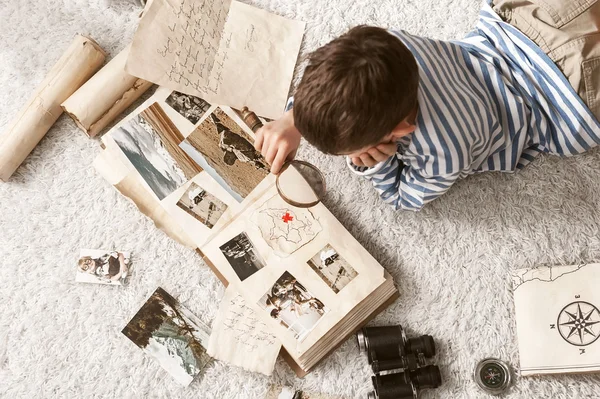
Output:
[346,2,600,211]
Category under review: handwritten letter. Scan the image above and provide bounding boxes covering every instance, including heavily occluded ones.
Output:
[207,286,281,375]
[126,0,305,119]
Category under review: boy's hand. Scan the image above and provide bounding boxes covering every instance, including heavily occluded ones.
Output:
[255,110,301,174]
[349,142,397,167]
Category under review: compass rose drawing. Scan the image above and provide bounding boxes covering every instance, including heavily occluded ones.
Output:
[557,301,600,346]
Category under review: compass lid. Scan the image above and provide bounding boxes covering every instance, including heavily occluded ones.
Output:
[474,358,512,395]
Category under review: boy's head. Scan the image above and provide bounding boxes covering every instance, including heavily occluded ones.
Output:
[294,26,419,155]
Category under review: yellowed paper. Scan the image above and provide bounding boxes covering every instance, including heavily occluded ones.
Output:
[62,44,153,138]
[93,148,197,248]
[0,35,106,181]
[207,286,281,375]
[200,174,387,361]
[512,263,600,376]
[125,0,305,119]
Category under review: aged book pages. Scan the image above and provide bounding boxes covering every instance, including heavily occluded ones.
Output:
[93,86,398,375]
[0,35,106,181]
[125,0,305,119]
[62,44,153,137]
[93,148,196,248]
[96,88,253,249]
[208,286,281,375]
[200,172,388,362]
[512,263,600,376]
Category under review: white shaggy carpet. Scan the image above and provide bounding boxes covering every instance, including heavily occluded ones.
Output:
[2,0,600,398]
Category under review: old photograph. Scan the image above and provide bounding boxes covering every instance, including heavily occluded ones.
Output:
[111,108,188,201]
[76,249,131,285]
[176,182,228,229]
[122,287,211,386]
[258,271,329,341]
[220,232,266,281]
[307,244,358,293]
[165,91,211,125]
[180,107,269,202]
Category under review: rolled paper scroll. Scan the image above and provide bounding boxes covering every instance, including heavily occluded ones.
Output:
[0,35,106,182]
[62,44,153,138]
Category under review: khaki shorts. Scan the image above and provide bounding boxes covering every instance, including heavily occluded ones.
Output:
[492,0,600,120]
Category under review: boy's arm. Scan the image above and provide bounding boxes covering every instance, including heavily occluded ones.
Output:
[347,156,459,211]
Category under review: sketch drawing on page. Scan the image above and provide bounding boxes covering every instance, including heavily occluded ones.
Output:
[258,271,328,341]
[512,263,600,376]
[251,194,322,257]
[180,108,268,201]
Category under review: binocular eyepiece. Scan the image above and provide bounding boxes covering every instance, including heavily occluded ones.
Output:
[367,365,442,399]
[357,325,436,373]
[357,325,442,399]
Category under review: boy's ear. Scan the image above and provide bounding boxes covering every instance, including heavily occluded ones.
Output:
[390,120,416,139]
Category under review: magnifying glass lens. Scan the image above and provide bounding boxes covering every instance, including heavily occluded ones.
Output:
[276,161,326,208]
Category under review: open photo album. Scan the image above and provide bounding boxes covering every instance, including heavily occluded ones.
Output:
[94,86,398,375]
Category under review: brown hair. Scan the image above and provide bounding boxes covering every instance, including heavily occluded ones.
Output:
[294,26,419,154]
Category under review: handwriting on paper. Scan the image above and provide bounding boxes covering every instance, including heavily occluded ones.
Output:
[221,292,278,352]
[244,24,258,52]
[153,0,232,95]
[127,0,306,119]
[208,286,281,375]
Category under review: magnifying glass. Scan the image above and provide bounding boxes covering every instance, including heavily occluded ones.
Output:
[276,160,326,208]
[241,107,327,208]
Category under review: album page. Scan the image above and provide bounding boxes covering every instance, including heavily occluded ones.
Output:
[98,86,268,249]
[200,172,388,357]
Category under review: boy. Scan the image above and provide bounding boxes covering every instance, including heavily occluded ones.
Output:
[255,1,600,211]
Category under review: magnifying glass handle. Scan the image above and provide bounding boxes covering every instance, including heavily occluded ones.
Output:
[241,107,263,133]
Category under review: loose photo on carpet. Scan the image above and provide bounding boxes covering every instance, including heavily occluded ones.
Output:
[76,249,131,285]
[219,232,266,281]
[122,287,211,386]
[176,182,228,228]
[307,244,357,293]
[258,271,328,341]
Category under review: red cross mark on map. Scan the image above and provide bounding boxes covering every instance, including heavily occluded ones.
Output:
[282,212,294,223]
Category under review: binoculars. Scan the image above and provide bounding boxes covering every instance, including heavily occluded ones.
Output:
[357,325,442,399]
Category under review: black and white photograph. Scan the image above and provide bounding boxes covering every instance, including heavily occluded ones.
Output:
[219,232,266,281]
[111,109,188,200]
[165,91,211,125]
[76,249,131,285]
[180,108,269,202]
[122,287,212,386]
[258,271,329,341]
[307,244,358,293]
[176,182,228,229]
